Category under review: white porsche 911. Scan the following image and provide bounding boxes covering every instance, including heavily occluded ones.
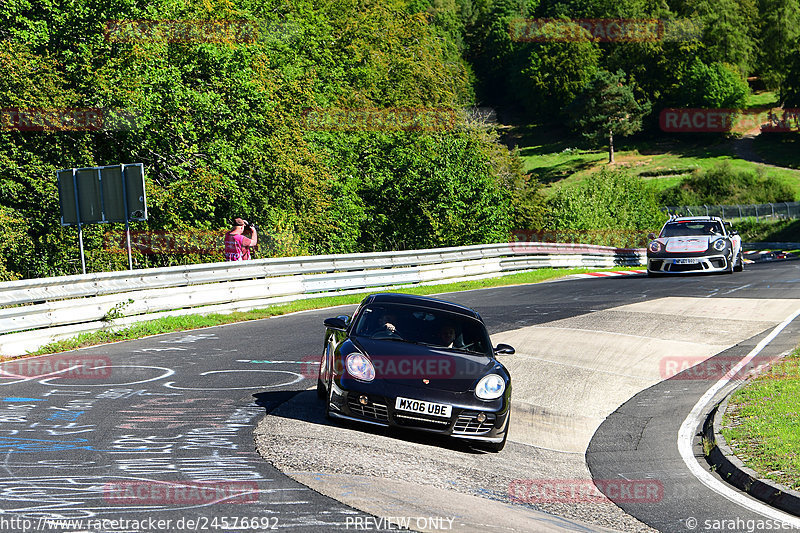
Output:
[646,216,743,276]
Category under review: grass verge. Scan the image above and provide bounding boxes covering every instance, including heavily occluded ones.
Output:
[17,266,640,359]
[510,124,800,198]
[734,218,800,242]
[721,346,800,490]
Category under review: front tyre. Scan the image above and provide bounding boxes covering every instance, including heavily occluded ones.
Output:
[733,252,744,272]
[317,350,327,399]
[724,254,734,274]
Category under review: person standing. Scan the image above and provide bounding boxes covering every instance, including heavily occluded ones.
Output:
[224,217,257,261]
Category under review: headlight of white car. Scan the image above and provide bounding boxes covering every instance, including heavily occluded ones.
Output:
[648,241,663,253]
[475,374,506,400]
[712,239,727,251]
[345,353,375,382]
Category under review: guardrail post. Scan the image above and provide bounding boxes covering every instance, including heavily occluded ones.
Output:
[755,204,759,221]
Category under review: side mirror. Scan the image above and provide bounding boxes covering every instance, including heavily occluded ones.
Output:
[494,343,515,355]
[323,317,348,331]
[647,233,656,240]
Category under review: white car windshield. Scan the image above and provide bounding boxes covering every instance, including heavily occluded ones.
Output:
[660,221,723,238]
[353,303,491,354]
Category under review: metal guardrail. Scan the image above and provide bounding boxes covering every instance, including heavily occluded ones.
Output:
[0,242,645,357]
[664,202,800,221]
[743,242,800,250]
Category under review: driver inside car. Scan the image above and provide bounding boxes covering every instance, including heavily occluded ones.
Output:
[371,312,399,338]
[436,323,458,348]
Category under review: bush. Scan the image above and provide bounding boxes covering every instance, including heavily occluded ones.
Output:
[312,130,523,251]
[681,59,750,108]
[545,169,667,238]
[660,162,795,206]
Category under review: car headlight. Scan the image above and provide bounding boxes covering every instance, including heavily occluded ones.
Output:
[648,241,663,253]
[712,239,727,251]
[475,374,506,400]
[345,353,375,382]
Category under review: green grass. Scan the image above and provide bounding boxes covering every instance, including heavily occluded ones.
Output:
[734,218,800,242]
[745,90,779,109]
[15,266,640,359]
[512,124,800,198]
[721,346,800,490]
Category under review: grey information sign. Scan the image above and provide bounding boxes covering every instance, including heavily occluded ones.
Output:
[57,164,147,225]
[56,163,147,273]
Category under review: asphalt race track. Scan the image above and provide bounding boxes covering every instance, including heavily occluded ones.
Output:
[1,260,800,532]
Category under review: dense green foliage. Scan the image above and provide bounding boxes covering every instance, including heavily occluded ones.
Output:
[3,0,800,279]
[0,0,538,279]
[660,162,796,205]
[464,0,800,116]
[681,59,750,108]
[546,169,667,232]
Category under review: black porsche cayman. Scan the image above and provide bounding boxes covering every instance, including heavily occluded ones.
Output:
[317,293,514,451]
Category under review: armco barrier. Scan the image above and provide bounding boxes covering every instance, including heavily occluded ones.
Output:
[0,242,645,356]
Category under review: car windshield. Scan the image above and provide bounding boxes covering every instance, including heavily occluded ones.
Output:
[660,221,723,238]
[352,303,492,354]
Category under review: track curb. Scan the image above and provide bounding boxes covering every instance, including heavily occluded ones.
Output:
[703,383,800,516]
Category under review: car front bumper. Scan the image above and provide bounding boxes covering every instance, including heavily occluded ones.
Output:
[327,380,510,443]
[647,254,730,274]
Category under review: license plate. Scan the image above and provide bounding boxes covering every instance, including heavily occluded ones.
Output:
[395,397,452,418]
[674,258,701,264]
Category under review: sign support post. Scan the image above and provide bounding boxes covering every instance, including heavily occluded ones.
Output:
[71,169,87,274]
[121,163,133,270]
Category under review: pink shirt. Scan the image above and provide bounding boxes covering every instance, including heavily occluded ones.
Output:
[224,233,252,261]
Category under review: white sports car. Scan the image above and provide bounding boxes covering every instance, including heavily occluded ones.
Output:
[646,216,743,276]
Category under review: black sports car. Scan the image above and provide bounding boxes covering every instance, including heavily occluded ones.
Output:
[317,293,514,451]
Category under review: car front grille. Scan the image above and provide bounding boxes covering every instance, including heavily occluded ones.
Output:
[347,396,389,421]
[393,412,451,430]
[667,262,704,272]
[453,412,496,434]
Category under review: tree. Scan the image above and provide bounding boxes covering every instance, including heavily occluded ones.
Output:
[681,58,750,108]
[567,70,650,163]
[782,45,800,106]
[518,27,601,118]
[757,0,800,95]
[688,0,759,75]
